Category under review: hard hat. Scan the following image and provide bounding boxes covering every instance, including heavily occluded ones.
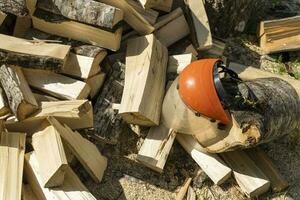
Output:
[178,59,231,124]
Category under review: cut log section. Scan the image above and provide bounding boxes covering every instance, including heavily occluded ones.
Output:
[259,16,300,54]
[5,100,93,133]
[32,120,68,187]
[86,73,106,99]
[0,132,26,200]
[22,68,91,100]
[0,65,38,121]
[167,53,196,74]
[24,152,97,200]
[155,14,190,47]
[0,0,28,16]
[47,117,107,183]
[137,124,176,173]
[0,11,7,25]
[0,34,71,72]
[119,34,168,126]
[184,0,212,50]
[127,0,159,25]
[138,0,173,12]
[220,150,270,197]
[176,134,232,185]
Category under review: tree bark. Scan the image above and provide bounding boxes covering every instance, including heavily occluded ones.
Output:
[0,0,28,16]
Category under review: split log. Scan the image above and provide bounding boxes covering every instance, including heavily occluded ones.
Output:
[0,132,26,200]
[0,65,38,121]
[138,0,173,12]
[5,100,93,133]
[47,117,107,183]
[33,92,59,104]
[119,34,168,126]
[32,120,68,187]
[204,39,226,57]
[38,0,123,29]
[175,177,192,200]
[154,7,183,30]
[167,53,196,74]
[13,16,31,37]
[0,11,7,25]
[0,34,71,72]
[0,0,28,16]
[24,152,97,200]
[137,124,176,173]
[22,184,38,200]
[86,73,106,99]
[127,0,159,25]
[22,68,91,100]
[0,86,10,117]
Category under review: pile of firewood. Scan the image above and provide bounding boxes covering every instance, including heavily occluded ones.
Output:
[0,0,299,199]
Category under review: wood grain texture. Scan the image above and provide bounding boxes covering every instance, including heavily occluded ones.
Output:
[119,34,168,126]
[0,132,26,200]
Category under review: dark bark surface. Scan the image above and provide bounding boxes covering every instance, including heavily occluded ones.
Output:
[0,0,28,16]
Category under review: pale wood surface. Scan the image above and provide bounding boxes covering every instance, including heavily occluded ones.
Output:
[221,150,270,197]
[32,121,68,187]
[48,117,107,183]
[119,34,168,126]
[0,132,26,200]
[22,68,91,100]
[139,0,173,12]
[137,124,176,173]
[176,134,232,185]
[86,73,106,99]
[24,152,97,200]
[167,53,196,74]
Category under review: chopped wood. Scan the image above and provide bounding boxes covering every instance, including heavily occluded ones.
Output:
[99,0,154,35]
[167,53,196,74]
[0,65,38,121]
[0,34,71,72]
[187,186,196,200]
[259,16,300,54]
[24,152,97,200]
[154,7,183,30]
[138,0,173,12]
[176,134,232,185]
[175,177,192,200]
[33,92,59,104]
[155,14,190,47]
[5,100,93,133]
[127,0,159,25]
[119,34,168,126]
[22,184,38,200]
[137,124,176,173]
[220,150,270,197]
[0,11,7,25]
[0,86,10,117]
[0,132,26,200]
[184,0,212,50]
[184,44,198,58]
[22,68,91,100]
[205,39,226,57]
[32,120,68,187]
[0,0,28,16]
[13,16,31,37]
[47,117,107,183]
[246,148,289,192]
[86,73,106,99]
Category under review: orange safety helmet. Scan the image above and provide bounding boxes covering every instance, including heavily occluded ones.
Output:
[178,59,231,125]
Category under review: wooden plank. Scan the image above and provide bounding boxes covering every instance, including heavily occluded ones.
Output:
[220,150,270,197]
[48,117,107,183]
[22,68,91,100]
[86,73,106,99]
[127,0,159,25]
[0,11,7,25]
[167,53,196,74]
[119,34,168,126]
[138,0,173,12]
[22,184,39,200]
[176,134,232,185]
[137,124,176,173]
[0,132,26,200]
[0,34,71,72]
[32,120,68,187]
[0,65,38,121]
[246,148,289,192]
[185,0,212,50]
[5,100,93,133]
[24,152,97,200]
[99,0,154,35]
[155,14,190,47]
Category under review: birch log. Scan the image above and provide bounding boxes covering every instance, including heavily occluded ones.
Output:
[0,0,28,16]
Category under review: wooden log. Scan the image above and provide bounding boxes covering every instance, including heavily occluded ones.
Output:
[5,100,93,133]
[47,117,107,183]
[137,124,176,173]
[176,134,232,185]
[246,148,289,192]
[99,0,154,35]
[22,68,91,100]
[0,65,38,121]
[119,34,168,126]
[33,92,59,104]
[155,14,190,47]
[0,0,28,16]
[0,11,7,25]
[259,16,300,54]
[175,177,192,200]
[138,0,173,12]
[0,132,26,200]
[184,0,212,50]
[38,0,123,29]
[220,150,270,197]
[32,120,68,187]
[86,73,106,99]
[154,7,183,30]
[0,34,71,72]
[0,86,10,117]
[22,184,38,200]
[127,0,159,25]
[13,16,31,37]
[24,152,97,200]
[167,53,196,74]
